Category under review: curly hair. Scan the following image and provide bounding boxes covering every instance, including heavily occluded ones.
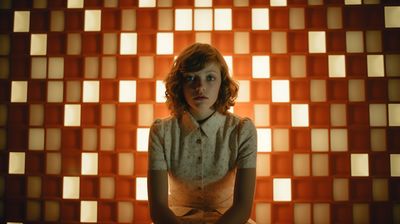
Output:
[164,43,239,117]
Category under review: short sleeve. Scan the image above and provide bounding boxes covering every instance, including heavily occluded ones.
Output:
[148,119,168,170]
[237,118,257,169]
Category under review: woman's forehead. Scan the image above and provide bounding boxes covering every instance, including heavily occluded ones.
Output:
[184,62,221,74]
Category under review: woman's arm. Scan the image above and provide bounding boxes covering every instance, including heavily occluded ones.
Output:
[148,170,182,224]
[215,168,256,224]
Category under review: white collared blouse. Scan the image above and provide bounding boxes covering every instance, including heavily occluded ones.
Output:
[148,111,257,214]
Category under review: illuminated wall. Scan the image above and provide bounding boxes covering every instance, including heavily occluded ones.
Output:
[1,0,400,223]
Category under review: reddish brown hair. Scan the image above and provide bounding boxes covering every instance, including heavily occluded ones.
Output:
[164,43,239,116]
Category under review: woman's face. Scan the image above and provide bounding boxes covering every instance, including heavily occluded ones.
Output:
[182,62,222,120]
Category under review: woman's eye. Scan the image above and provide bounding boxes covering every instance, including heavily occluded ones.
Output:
[185,75,195,82]
[206,75,216,81]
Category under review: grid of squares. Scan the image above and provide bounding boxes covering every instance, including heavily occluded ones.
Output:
[1,0,400,223]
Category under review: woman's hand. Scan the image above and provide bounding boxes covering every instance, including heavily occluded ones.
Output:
[148,170,182,224]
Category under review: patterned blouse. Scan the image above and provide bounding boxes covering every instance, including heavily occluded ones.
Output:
[148,111,257,219]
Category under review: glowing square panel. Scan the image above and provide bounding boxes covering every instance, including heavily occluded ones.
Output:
[67,0,83,8]
[312,154,329,176]
[257,154,270,176]
[48,57,64,79]
[367,55,384,77]
[386,54,400,77]
[311,129,329,152]
[348,80,365,102]
[346,31,364,53]
[65,81,81,102]
[46,128,61,151]
[139,56,154,78]
[139,0,156,7]
[11,81,27,102]
[331,104,347,126]
[194,9,213,31]
[31,57,47,79]
[385,6,400,28]
[81,201,97,223]
[118,202,134,222]
[137,128,150,151]
[156,80,166,103]
[252,56,270,78]
[291,55,306,78]
[369,104,387,127]
[255,203,271,224]
[252,8,269,30]
[136,177,148,200]
[272,80,290,102]
[291,104,309,127]
[254,104,270,126]
[257,128,271,152]
[370,129,386,152]
[273,129,289,152]
[271,0,287,6]
[81,153,98,175]
[234,32,250,54]
[271,32,287,54]
[13,11,30,32]
[345,0,361,4]
[84,10,101,31]
[29,128,45,150]
[391,154,400,176]
[64,104,81,126]
[83,81,100,103]
[308,31,326,53]
[330,129,348,152]
[294,204,311,224]
[310,80,326,102]
[195,0,212,7]
[175,9,192,31]
[333,178,349,201]
[138,104,154,126]
[31,34,47,55]
[82,128,97,151]
[290,8,305,29]
[157,33,173,55]
[293,154,310,176]
[63,176,80,199]
[328,55,346,78]
[273,178,291,201]
[9,152,25,174]
[214,9,232,31]
[351,154,369,176]
[118,153,134,175]
[313,204,330,224]
[120,33,137,55]
[372,179,389,201]
[389,104,400,126]
[46,153,61,174]
[327,7,342,29]
[47,81,64,103]
[236,80,250,102]
[223,56,233,76]
[119,80,136,103]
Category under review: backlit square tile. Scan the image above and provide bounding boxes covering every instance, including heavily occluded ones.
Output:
[273,178,291,201]
[351,154,369,177]
[252,8,269,30]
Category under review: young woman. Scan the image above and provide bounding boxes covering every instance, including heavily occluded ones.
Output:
[147,43,257,224]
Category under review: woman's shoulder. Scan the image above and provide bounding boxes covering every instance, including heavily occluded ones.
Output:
[225,112,255,129]
[151,115,178,130]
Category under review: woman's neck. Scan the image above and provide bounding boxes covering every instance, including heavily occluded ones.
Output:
[189,108,216,122]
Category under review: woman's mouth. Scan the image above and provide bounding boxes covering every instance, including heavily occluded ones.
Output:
[193,96,208,101]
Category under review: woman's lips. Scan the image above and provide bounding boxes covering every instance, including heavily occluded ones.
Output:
[193,96,208,100]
